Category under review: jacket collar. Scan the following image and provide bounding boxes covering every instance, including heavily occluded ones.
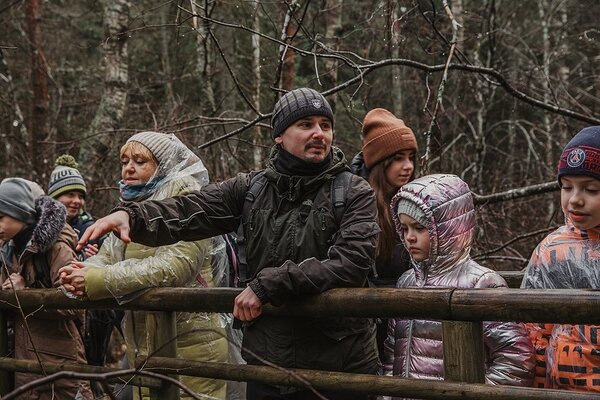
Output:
[264,145,349,201]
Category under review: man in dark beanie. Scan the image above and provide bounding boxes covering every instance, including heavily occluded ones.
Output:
[70,87,380,400]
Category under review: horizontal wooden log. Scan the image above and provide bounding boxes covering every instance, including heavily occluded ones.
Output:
[139,356,600,400]
[0,357,162,388]
[498,270,524,288]
[1,287,600,323]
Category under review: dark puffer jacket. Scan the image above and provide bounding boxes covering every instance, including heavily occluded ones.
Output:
[117,146,381,375]
[1,196,92,400]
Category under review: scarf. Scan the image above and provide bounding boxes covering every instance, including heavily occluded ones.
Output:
[119,176,164,201]
[274,147,332,176]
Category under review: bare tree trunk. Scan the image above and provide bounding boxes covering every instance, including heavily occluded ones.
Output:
[277,3,298,94]
[24,0,51,181]
[251,1,264,170]
[538,0,552,172]
[388,1,403,117]
[160,3,176,109]
[538,0,556,219]
[322,0,342,112]
[0,48,29,177]
[191,0,216,114]
[80,0,129,211]
[557,5,570,148]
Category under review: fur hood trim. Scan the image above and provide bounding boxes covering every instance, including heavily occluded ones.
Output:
[27,196,67,254]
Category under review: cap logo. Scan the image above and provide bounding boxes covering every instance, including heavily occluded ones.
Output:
[567,148,585,168]
[311,99,322,109]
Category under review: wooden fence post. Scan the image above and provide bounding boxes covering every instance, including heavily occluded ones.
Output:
[442,320,485,383]
[149,311,179,400]
[0,310,11,394]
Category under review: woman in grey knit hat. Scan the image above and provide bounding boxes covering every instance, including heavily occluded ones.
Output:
[59,132,233,399]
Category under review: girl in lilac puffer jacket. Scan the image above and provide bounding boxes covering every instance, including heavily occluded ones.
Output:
[382,174,534,399]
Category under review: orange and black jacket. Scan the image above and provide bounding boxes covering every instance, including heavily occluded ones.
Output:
[521,223,600,392]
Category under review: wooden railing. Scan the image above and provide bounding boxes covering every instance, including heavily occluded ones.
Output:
[1,286,599,399]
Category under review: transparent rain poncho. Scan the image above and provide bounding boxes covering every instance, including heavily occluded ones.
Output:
[84,132,230,301]
[521,222,600,392]
[81,132,242,399]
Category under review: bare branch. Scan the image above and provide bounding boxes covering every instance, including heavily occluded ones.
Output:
[472,181,559,205]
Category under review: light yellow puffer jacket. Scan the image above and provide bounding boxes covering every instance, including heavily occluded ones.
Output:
[83,176,228,399]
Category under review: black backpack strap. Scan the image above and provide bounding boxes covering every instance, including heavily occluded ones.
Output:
[331,170,353,226]
[236,171,268,284]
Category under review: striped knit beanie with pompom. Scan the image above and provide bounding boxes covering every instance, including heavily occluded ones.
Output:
[47,154,87,199]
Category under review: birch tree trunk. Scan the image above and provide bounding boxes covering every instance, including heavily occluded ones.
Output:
[276,3,298,94]
[24,0,52,181]
[80,0,129,207]
[0,48,29,177]
[251,1,264,170]
[539,0,553,171]
[161,3,176,109]
[323,0,343,112]
[191,0,216,114]
[388,1,404,117]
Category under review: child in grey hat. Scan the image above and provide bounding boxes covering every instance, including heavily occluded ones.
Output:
[382,174,535,395]
[0,177,93,399]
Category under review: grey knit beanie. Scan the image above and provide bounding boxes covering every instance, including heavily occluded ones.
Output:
[0,178,36,225]
[396,198,428,227]
[127,132,184,166]
[271,88,334,138]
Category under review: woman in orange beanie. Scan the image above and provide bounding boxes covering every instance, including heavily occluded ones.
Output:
[351,108,418,360]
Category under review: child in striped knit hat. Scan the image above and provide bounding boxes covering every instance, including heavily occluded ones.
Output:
[48,155,102,259]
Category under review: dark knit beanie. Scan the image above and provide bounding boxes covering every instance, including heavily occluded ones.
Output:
[396,197,428,227]
[0,178,36,225]
[48,155,87,199]
[361,108,418,169]
[557,126,600,185]
[271,88,334,138]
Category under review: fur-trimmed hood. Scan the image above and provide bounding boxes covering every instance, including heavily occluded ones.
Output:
[24,195,74,255]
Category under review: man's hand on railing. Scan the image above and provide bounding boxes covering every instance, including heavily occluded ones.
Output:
[233,286,263,321]
[77,210,131,251]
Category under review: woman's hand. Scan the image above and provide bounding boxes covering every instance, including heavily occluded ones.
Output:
[58,261,88,297]
[2,273,25,290]
[77,210,131,251]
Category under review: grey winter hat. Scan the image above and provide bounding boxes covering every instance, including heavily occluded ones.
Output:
[271,88,334,138]
[127,131,180,166]
[0,178,36,225]
[396,198,428,227]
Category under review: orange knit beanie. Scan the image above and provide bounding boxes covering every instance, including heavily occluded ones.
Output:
[361,108,417,169]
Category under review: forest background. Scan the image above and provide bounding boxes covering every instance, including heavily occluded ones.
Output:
[1,0,599,272]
